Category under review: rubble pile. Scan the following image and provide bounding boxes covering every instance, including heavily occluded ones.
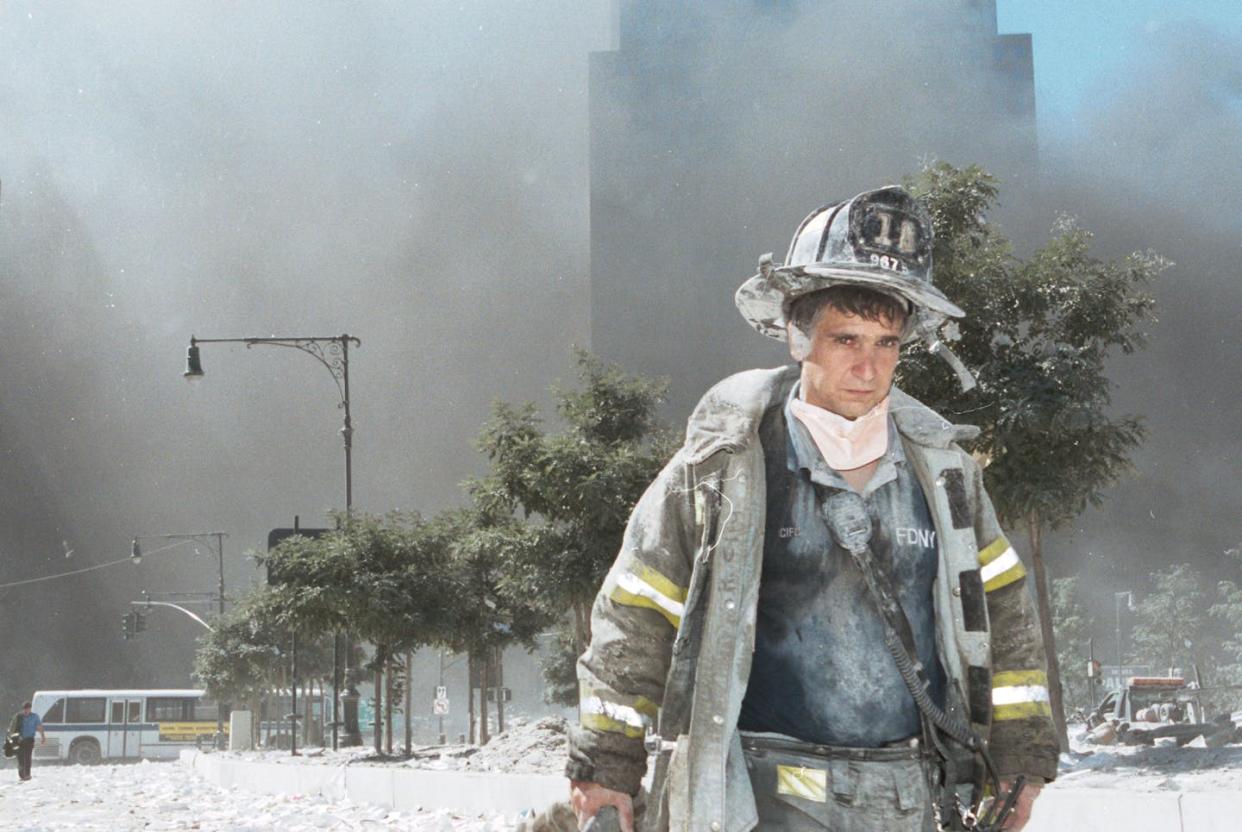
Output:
[1084,714,1241,748]
[404,717,569,775]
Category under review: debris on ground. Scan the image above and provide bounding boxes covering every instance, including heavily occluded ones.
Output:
[444,717,568,775]
[1057,721,1242,792]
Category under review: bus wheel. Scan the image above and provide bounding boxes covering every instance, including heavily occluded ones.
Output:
[69,739,101,765]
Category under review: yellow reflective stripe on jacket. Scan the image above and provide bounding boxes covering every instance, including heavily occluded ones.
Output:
[992,669,1052,721]
[609,563,687,629]
[979,536,1026,592]
[579,685,660,739]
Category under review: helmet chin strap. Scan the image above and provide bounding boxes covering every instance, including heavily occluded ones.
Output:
[914,314,977,393]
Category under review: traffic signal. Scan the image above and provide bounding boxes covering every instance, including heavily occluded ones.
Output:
[121,611,135,640]
[134,611,147,634]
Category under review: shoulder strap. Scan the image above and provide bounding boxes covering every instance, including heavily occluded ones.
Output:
[819,491,1007,808]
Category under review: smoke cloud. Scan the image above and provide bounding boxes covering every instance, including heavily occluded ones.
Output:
[1034,21,1242,605]
[0,3,1238,701]
[0,0,610,699]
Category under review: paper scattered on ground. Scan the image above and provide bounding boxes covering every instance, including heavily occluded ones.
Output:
[0,759,516,831]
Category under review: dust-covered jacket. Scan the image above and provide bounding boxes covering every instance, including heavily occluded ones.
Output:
[566,366,1060,832]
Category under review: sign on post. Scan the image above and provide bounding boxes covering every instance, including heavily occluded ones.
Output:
[432,697,450,715]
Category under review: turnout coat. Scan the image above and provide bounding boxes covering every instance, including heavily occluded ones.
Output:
[567,366,1060,832]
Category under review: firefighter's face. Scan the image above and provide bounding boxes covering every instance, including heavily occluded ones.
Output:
[798,306,903,419]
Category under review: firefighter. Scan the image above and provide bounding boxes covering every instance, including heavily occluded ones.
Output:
[566,187,1058,831]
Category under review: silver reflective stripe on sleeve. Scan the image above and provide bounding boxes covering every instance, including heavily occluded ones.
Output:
[614,569,686,627]
[580,695,655,738]
[980,547,1020,584]
[991,685,1051,707]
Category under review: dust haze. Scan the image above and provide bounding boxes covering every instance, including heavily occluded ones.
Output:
[0,0,611,701]
[0,2,1239,703]
[1034,20,1242,606]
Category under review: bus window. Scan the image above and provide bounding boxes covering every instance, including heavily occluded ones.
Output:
[146,697,194,722]
[128,701,142,723]
[111,701,125,723]
[65,697,106,724]
[193,700,220,721]
[42,699,65,722]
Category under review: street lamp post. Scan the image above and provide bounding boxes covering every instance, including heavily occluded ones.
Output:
[1114,590,1134,690]
[183,333,363,748]
[132,531,228,743]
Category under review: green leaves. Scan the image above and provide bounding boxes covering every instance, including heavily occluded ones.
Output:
[432,507,552,656]
[1051,577,1093,711]
[1132,563,1214,674]
[473,351,677,646]
[191,589,333,705]
[902,162,1165,532]
[255,512,457,655]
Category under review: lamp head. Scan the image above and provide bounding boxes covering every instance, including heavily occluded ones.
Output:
[130,539,142,564]
[184,342,204,381]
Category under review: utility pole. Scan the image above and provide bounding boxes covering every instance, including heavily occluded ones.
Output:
[1087,637,1097,711]
[131,532,229,745]
[403,652,413,755]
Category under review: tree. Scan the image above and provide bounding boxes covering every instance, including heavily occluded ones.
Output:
[1210,543,1242,691]
[474,350,677,661]
[1132,563,1214,679]
[258,513,454,754]
[192,588,334,748]
[433,507,553,743]
[194,591,286,746]
[1050,577,1093,713]
[539,622,581,707]
[901,163,1165,746]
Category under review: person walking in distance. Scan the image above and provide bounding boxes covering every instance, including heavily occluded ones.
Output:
[9,701,46,781]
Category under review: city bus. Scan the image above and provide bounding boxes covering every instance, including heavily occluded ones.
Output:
[28,689,226,765]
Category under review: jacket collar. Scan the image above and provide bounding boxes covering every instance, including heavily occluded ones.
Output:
[683,365,979,465]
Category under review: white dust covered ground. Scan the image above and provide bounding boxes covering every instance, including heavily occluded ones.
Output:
[0,718,570,831]
[1052,722,1242,792]
[7,717,1242,829]
[0,759,518,831]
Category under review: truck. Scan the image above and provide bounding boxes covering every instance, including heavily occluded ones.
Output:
[1086,675,1240,747]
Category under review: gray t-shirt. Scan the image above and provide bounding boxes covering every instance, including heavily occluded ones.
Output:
[738,385,945,746]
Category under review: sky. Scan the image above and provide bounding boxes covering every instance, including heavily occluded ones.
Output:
[999,0,1242,136]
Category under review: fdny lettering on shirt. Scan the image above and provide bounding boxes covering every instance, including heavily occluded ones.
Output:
[895,527,936,548]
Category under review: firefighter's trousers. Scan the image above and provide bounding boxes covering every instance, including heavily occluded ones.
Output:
[741,732,936,831]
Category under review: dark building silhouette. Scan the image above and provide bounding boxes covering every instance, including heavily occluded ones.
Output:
[589,0,1037,415]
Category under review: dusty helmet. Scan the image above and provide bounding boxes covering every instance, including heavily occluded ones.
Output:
[735,186,964,343]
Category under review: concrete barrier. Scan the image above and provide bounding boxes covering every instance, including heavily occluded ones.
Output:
[181,750,567,816]
[1024,788,1184,831]
[183,752,1242,828]
[1178,792,1241,832]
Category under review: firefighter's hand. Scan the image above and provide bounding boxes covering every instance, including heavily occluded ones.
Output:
[997,779,1042,830]
[569,780,634,832]
[39,736,46,746]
